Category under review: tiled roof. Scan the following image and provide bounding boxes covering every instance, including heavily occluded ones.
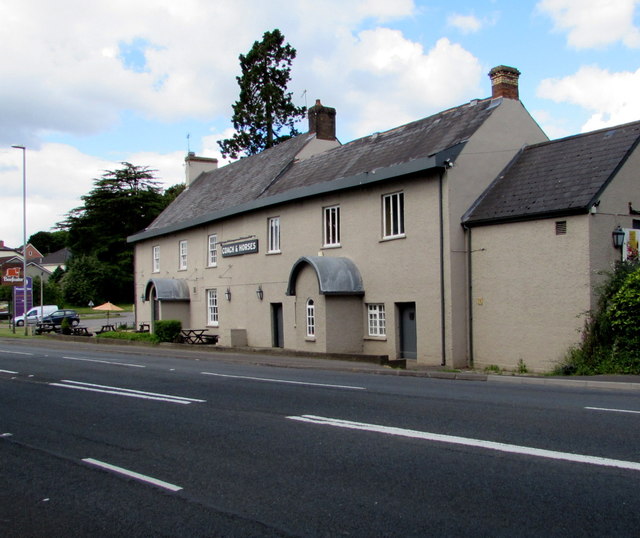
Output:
[464,120,640,225]
[142,97,503,238]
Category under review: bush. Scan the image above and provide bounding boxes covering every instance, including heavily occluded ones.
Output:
[558,261,640,375]
[60,317,72,335]
[154,320,182,343]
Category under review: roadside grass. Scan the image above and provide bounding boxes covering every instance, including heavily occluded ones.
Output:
[97,331,159,344]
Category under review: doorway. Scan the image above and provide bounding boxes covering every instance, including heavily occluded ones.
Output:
[271,303,284,348]
[398,302,417,359]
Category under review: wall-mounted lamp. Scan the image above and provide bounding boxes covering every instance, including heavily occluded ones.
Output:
[225,287,232,301]
[256,285,264,300]
[612,226,625,249]
[140,293,145,303]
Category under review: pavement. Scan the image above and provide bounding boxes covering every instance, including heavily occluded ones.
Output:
[20,333,640,392]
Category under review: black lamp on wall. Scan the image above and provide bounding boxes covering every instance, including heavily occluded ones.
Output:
[612,226,625,249]
[225,287,232,301]
[256,285,264,300]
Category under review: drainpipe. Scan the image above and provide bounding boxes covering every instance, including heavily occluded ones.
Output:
[439,169,446,366]
[465,224,474,368]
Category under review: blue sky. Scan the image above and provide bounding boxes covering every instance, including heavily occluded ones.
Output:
[2,0,640,247]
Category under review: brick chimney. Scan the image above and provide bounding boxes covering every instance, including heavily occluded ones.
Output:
[308,99,336,140]
[489,65,520,100]
[185,152,218,186]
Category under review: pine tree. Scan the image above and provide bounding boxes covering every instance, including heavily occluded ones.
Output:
[218,29,306,159]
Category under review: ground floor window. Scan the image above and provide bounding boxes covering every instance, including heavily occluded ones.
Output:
[306,299,315,337]
[207,289,219,326]
[367,303,386,336]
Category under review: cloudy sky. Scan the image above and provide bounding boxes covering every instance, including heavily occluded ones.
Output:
[2,0,640,247]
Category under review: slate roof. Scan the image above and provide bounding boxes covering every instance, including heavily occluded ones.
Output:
[131,96,504,242]
[464,120,640,225]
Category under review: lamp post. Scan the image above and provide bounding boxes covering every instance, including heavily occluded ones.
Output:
[12,145,27,336]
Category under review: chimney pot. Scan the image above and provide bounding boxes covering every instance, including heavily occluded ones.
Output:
[308,99,336,141]
[489,65,520,100]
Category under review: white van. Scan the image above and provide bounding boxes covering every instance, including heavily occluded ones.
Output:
[14,305,59,326]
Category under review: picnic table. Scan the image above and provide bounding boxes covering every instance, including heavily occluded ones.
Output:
[96,324,116,334]
[72,326,92,336]
[136,323,150,333]
[180,329,218,345]
[35,322,57,335]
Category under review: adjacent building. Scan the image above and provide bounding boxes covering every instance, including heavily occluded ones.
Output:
[129,66,640,372]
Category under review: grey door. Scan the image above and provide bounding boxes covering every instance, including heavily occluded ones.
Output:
[399,302,417,359]
[271,303,284,348]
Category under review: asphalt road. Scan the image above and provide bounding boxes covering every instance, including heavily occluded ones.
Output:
[1,339,639,536]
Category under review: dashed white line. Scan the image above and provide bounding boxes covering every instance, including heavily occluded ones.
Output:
[0,349,33,356]
[585,406,640,415]
[0,369,19,374]
[63,356,145,368]
[201,371,365,390]
[287,415,640,472]
[50,380,205,404]
[82,458,182,492]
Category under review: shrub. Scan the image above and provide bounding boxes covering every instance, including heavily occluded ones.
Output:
[60,317,72,335]
[154,320,182,343]
[558,261,640,375]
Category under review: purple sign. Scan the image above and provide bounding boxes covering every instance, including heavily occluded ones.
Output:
[13,277,33,318]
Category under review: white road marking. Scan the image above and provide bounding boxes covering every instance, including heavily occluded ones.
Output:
[0,349,33,355]
[202,371,365,390]
[585,406,640,415]
[1,433,13,438]
[50,380,205,404]
[0,369,19,374]
[63,356,145,368]
[288,415,640,472]
[82,458,182,492]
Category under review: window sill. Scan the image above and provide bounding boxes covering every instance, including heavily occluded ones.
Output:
[321,244,341,250]
[206,264,218,269]
[379,234,406,243]
[207,324,219,328]
[364,336,387,342]
[305,336,316,342]
[266,250,281,256]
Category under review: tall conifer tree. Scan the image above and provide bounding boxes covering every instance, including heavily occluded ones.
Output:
[218,29,306,159]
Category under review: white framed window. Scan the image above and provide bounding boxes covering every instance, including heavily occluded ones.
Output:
[207,234,218,267]
[152,245,160,273]
[207,289,219,326]
[268,217,281,253]
[179,240,188,270]
[306,299,315,338]
[323,205,340,247]
[367,304,386,337]
[382,192,405,239]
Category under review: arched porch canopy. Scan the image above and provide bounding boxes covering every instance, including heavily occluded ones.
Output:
[286,256,365,296]
[144,278,190,301]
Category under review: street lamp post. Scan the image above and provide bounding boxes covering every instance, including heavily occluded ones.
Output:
[12,145,27,336]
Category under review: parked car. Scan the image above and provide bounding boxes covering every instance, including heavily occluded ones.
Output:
[14,305,59,326]
[41,309,80,327]
[0,301,9,320]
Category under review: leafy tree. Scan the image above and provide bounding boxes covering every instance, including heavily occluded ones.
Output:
[61,254,109,306]
[28,230,68,255]
[58,163,168,303]
[163,183,186,205]
[218,29,306,159]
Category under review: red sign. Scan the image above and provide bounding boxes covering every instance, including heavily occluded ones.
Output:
[2,264,23,286]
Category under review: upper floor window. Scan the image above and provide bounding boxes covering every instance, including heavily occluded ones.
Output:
[383,192,405,239]
[367,304,386,337]
[207,288,219,326]
[306,299,315,338]
[179,240,188,270]
[268,217,281,253]
[207,234,217,267]
[152,245,160,273]
[323,205,340,247]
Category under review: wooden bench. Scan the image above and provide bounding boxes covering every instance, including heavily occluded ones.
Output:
[72,326,93,336]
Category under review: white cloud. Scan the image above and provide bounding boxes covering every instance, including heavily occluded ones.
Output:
[537,0,640,48]
[447,14,483,34]
[537,65,640,131]
[307,31,482,137]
